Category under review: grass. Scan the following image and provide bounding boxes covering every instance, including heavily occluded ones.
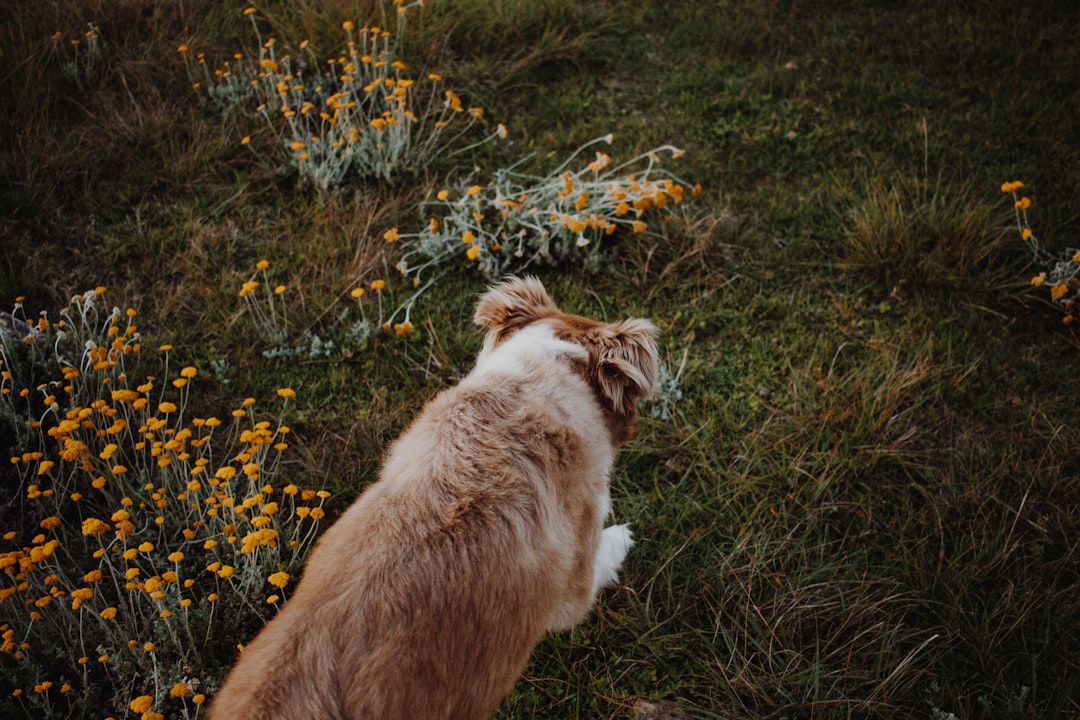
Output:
[2,0,1080,718]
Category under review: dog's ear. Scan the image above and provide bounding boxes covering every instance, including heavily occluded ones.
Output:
[596,318,659,420]
[475,277,559,347]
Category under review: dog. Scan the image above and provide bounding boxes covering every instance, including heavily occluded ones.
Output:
[208,276,658,720]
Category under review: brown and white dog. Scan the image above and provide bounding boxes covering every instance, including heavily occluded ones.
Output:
[208,277,658,720]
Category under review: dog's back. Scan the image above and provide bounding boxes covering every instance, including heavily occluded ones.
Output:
[209,278,657,719]
[210,378,607,719]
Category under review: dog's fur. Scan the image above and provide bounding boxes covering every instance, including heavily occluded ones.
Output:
[208,277,658,720]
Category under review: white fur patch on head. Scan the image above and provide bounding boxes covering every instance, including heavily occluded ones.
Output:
[472,322,588,380]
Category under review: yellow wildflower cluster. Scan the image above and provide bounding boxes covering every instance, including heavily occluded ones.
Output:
[182,4,484,190]
[48,23,104,89]
[237,257,415,355]
[1002,180,1080,324]
[391,136,700,287]
[0,288,327,715]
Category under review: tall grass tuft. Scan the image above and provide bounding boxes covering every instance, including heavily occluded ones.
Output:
[837,170,1014,295]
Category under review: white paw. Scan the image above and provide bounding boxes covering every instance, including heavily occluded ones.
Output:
[591,524,634,596]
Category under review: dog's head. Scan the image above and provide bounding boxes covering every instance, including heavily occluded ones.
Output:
[475,277,658,443]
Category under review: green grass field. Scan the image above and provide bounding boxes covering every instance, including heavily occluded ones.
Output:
[2,1,1080,718]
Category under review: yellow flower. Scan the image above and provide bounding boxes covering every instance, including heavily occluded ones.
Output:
[71,587,94,610]
[343,20,355,31]
[243,7,257,15]
[159,401,177,414]
[177,45,189,53]
[436,189,449,201]
[241,136,251,145]
[81,518,110,536]
[1051,283,1069,299]
[394,321,414,336]
[276,387,296,399]
[383,227,400,242]
[466,184,482,196]
[239,280,259,297]
[100,607,117,620]
[274,284,286,294]
[1015,196,1032,210]
[350,287,365,299]
[1021,228,1033,241]
[167,551,185,563]
[462,231,474,245]
[466,246,480,261]
[181,366,198,378]
[169,682,191,698]
[138,541,155,553]
[268,571,290,588]
[1031,273,1047,287]
[371,279,386,291]
[143,642,156,653]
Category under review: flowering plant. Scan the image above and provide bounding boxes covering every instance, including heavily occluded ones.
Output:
[233,138,698,345]
[0,289,328,719]
[1003,181,1080,324]
[181,4,487,190]
[380,136,699,329]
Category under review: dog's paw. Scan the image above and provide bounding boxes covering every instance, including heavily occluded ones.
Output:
[592,524,635,595]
